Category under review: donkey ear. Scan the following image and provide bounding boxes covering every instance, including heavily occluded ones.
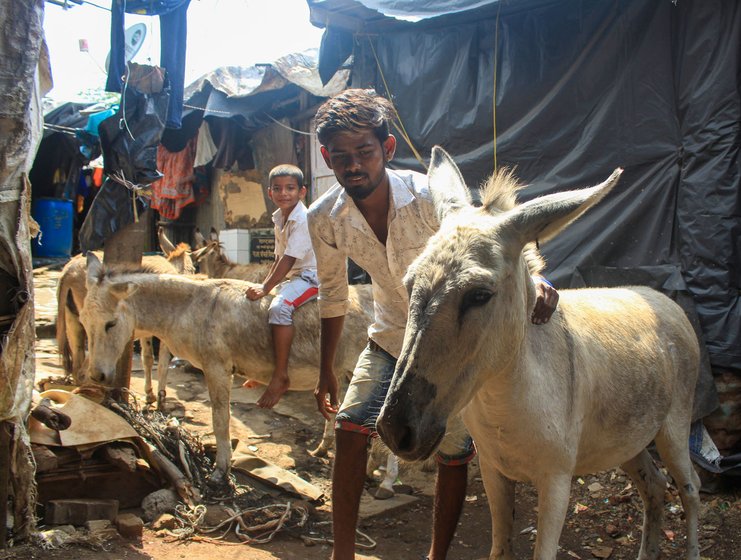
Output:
[86,252,103,287]
[427,146,471,221]
[190,243,214,263]
[158,226,176,256]
[209,227,219,242]
[501,168,623,249]
[193,227,206,249]
[110,281,138,300]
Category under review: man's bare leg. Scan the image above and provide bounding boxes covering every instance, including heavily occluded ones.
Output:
[332,429,369,560]
[257,324,293,408]
[427,462,468,560]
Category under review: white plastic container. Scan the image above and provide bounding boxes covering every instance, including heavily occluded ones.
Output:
[219,229,251,264]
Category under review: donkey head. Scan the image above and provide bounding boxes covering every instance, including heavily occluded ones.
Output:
[377,146,622,461]
[79,253,139,385]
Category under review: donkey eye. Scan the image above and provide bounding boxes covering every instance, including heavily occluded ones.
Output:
[460,289,493,314]
[105,320,117,332]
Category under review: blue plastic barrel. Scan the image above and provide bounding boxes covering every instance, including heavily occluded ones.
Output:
[31,198,74,258]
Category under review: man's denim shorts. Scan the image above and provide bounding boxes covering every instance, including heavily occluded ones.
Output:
[336,340,476,466]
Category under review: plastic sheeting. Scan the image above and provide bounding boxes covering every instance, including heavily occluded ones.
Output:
[81,72,169,251]
[313,0,741,375]
[182,49,350,122]
[185,49,349,100]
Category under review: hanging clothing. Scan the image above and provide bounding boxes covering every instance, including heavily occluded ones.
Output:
[106,0,191,129]
[150,136,196,220]
[194,120,217,167]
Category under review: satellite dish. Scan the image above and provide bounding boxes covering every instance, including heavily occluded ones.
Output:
[105,23,147,72]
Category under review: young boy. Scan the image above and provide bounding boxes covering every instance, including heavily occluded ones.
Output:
[244,164,318,409]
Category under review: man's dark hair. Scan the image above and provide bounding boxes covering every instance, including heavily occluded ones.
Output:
[315,89,396,146]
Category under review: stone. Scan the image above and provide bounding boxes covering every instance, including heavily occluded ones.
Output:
[85,519,112,531]
[151,513,179,531]
[141,488,179,521]
[115,512,144,539]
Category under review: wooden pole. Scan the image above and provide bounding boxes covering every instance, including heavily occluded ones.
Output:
[103,210,151,401]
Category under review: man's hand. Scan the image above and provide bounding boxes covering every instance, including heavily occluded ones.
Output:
[246,285,266,301]
[314,370,340,421]
[532,277,559,324]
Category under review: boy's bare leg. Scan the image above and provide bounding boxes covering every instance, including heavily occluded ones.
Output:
[332,429,369,560]
[427,462,468,560]
[257,324,293,408]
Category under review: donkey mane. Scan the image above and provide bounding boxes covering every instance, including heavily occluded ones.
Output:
[167,242,191,260]
[479,167,545,276]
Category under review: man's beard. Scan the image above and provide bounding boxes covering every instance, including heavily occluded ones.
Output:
[343,174,379,201]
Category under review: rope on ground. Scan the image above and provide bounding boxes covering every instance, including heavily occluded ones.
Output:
[158,501,312,546]
[301,520,377,550]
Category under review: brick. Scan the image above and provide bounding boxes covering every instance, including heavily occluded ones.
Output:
[45,499,119,525]
[116,513,144,539]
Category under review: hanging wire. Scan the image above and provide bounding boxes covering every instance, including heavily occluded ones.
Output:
[366,35,427,170]
[183,103,232,116]
[263,113,313,136]
[492,0,503,172]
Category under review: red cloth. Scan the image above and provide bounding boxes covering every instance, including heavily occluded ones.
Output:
[151,136,196,220]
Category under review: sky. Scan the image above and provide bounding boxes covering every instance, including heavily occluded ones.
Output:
[42,0,326,103]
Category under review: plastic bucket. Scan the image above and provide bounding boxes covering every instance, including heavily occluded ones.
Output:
[31,198,74,258]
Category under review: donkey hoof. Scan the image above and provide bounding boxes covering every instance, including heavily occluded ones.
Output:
[145,393,157,405]
[309,445,329,458]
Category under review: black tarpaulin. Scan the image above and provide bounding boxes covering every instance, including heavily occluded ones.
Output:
[311,0,741,374]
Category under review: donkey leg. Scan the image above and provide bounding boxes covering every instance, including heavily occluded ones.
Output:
[620,449,667,560]
[655,424,701,560]
[310,417,334,457]
[479,466,516,560]
[203,367,233,477]
[156,344,171,410]
[66,312,87,383]
[141,337,155,404]
[533,473,572,560]
[374,453,399,500]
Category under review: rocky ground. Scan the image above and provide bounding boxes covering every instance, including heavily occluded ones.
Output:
[4,264,739,560]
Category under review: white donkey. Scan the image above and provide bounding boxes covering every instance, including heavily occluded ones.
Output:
[377,148,700,560]
[80,253,373,477]
[57,252,182,403]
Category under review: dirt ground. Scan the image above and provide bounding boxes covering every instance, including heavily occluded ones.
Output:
[5,266,740,560]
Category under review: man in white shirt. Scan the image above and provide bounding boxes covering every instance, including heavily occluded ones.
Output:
[308,89,558,560]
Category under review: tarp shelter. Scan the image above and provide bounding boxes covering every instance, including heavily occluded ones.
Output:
[308,0,741,377]
[1,0,48,542]
[174,48,350,158]
[30,102,97,201]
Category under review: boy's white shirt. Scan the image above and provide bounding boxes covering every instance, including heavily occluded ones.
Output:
[307,169,438,358]
[273,201,317,279]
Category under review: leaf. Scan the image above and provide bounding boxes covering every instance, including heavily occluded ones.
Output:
[590,545,613,559]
